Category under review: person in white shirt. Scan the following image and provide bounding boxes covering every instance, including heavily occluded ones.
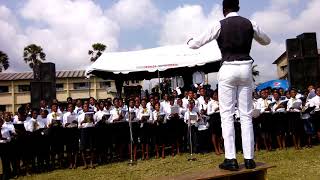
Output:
[94,101,108,124]
[126,99,139,161]
[78,103,95,169]
[196,109,210,153]
[89,97,97,112]
[182,91,189,109]
[47,103,64,168]
[38,110,49,129]
[37,109,50,171]
[103,101,113,114]
[24,109,40,133]
[207,90,223,155]
[271,91,286,150]
[188,0,270,170]
[166,98,183,156]
[74,99,83,115]
[307,87,320,142]
[153,102,166,159]
[0,117,13,179]
[197,88,207,111]
[183,90,199,112]
[184,99,199,153]
[160,94,170,113]
[256,89,272,151]
[286,89,303,150]
[146,97,155,112]
[1,112,16,141]
[62,103,79,169]
[138,99,153,160]
[109,98,125,123]
[47,103,63,128]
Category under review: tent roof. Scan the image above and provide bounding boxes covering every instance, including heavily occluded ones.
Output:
[86,41,222,80]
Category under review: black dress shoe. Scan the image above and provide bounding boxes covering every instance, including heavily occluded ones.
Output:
[219,159,239,171]
[244,159,256,169]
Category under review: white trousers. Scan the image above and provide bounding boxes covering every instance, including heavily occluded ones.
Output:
[217,60,254,160]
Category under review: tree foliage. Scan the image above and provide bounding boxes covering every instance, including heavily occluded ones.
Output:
[23,44,46,69]
[0,51,9,72]
[88,43,107,62]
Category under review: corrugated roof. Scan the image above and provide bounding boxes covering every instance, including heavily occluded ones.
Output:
[0,70,87,81]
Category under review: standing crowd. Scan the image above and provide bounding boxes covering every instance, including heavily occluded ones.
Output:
[1,85,320,179]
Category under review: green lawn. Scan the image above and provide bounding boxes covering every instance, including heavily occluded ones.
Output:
[16,146,320,180]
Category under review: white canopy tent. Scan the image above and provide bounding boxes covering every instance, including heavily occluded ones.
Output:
[85,41,222,80]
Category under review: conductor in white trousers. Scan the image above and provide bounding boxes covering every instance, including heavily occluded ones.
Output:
[188,0,270,171]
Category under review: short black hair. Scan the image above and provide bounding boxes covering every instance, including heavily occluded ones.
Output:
[223,0,240,12]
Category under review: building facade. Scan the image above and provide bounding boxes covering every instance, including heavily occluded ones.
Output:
[273,49,320,79]
[0,70,141,113]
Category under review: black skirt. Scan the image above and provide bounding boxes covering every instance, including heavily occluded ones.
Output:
[260,113,272,134]
[273,112,287,135]
[48,126,64,153]
[65,128,79,152]
[287,112,304,135]
[139,123,152,144]
[154,123,167,144]
[80,127,95,151]
[209,113,222,136]
[311,112,320,131]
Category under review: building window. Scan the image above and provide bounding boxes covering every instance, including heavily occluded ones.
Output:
[0,86,9,93]
[100,81,111,89]
[0,105,5,112]
[56,83,64,91]
[73,82,89,90]
[18,85,30,92]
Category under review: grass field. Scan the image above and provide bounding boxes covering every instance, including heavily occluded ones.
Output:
[12,145,320,180]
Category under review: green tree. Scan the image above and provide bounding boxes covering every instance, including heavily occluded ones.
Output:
[252,64,260,82]
[88,43,107,62]
[0,51,9,72]
[23,44,46,79]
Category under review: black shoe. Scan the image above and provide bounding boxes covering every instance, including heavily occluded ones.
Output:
[244,159,256,169]
[219,159,239,171]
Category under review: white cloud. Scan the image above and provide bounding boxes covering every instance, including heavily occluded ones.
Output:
[0,0,120,72]
[106,0,159,29]
[158,4,223,45]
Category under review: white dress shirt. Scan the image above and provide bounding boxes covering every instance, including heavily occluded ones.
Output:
[47,112,63,126]
[184,108,199,125]
[306,95,320,111]
[256,98,272,113]
[63,112,78,127]
[77,112,95,128]
[207,99,219,115]
[1,122,15,142]
[286,98,302,112]
[93,110,108,123]
[189,12,271,49]
[137,108,153,123]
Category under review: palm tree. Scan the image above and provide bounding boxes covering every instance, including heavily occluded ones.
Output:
[88,43,107,62]
[23,44,46,80]
[252,64,260,82]
[0,51,9,72]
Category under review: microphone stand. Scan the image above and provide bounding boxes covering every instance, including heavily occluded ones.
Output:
[128,106,136,166]
[187,111,197,161]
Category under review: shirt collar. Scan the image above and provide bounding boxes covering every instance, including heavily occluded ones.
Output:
[225,12,239,18]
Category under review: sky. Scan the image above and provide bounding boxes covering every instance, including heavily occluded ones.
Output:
[0,0,319,87]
